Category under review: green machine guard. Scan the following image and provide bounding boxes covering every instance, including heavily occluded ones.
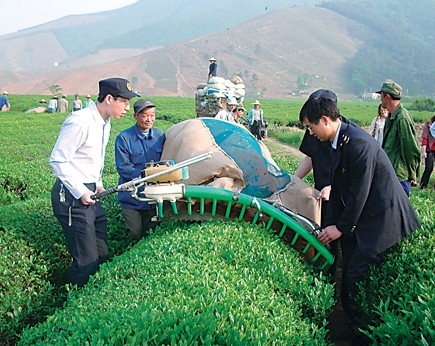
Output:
[92,152,333,271]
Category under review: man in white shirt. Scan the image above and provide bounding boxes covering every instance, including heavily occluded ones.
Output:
[247,100,264,140]
[47,96,58,113]
[50,77,139,287]
[72,94,83,111]
[215,97,237,122]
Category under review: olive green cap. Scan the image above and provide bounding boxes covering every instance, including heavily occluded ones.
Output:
[376,81,402,97]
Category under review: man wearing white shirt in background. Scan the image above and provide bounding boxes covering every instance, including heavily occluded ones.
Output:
[72,94,83,111]
[50,77,139,287]
[247,100,264,140]
[215,97,237,122]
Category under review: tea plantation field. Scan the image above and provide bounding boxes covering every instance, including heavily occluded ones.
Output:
[1,95,434,345]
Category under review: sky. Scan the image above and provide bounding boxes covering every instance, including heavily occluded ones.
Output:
[0,0,139,36]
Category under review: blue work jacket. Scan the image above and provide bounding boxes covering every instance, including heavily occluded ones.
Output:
[115,124,166,210]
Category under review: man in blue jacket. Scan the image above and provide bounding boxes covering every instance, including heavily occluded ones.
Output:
[115,98,166,240]
[0,91,10,111]
[299,94,420,342]
[208,57,217,80]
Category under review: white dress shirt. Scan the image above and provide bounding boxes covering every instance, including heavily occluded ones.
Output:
[331,121,342,150]
[50,105,111,199]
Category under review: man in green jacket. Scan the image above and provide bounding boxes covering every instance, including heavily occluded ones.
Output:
[376,80,420,196]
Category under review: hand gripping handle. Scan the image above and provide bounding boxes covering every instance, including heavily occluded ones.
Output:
[90,186,118,200]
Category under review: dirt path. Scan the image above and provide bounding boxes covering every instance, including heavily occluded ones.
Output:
[263,136,353,346]
[262,137,305,160]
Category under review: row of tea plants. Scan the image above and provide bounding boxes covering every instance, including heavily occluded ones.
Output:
[1,96,434,344]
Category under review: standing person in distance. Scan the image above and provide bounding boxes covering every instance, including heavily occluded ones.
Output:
[47,96,58,114]
[299,95,420,343]
[84,95,96,108]
[376,80,420,195]
[208,57,217,80]
[247,100,264,140]
[50,77,139,288]
[420,115,435,189]
[115,99,166,241]
[72,94,83,111]
[57,94,69,113]
[0,91,10,111]
[368,103,388,144]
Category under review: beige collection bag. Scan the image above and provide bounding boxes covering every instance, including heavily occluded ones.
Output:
[161,118,321,224]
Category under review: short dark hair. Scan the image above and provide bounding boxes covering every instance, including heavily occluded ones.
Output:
[299,96,340,124]
[97,95,106,103]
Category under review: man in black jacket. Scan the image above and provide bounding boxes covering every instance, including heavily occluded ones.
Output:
[299,94,420,341]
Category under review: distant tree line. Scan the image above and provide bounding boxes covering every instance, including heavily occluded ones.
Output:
[322,0,435,97]
[409,98,435,112]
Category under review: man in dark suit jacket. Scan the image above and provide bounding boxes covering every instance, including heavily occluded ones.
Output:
[299,94,420,340]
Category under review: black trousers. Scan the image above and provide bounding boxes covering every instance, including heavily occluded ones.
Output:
[250,120,262,140]
[340,233,385,329]
[51,180,108,287]
[420,152,434,188]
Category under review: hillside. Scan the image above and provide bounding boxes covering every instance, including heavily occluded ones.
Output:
[1,7,372,99]
[0,0,321,72]
[0,0,433,97]
[323,0,435,96]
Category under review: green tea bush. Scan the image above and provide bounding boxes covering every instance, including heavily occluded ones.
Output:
[268,126,304,148]
[0,196,69,273]
[358,191,435,344]
[19,220,335,345]
[0,227,54,342]
[0,194,134,344]
[1,95,434,344]
[409,97,435,112]
[0,161,55,205]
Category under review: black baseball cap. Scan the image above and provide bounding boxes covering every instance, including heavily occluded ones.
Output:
[98,77,139,99]
[133,99,156,114]
[308,89,338,104]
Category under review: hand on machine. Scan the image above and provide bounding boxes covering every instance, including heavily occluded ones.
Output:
[90,152,213,203]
